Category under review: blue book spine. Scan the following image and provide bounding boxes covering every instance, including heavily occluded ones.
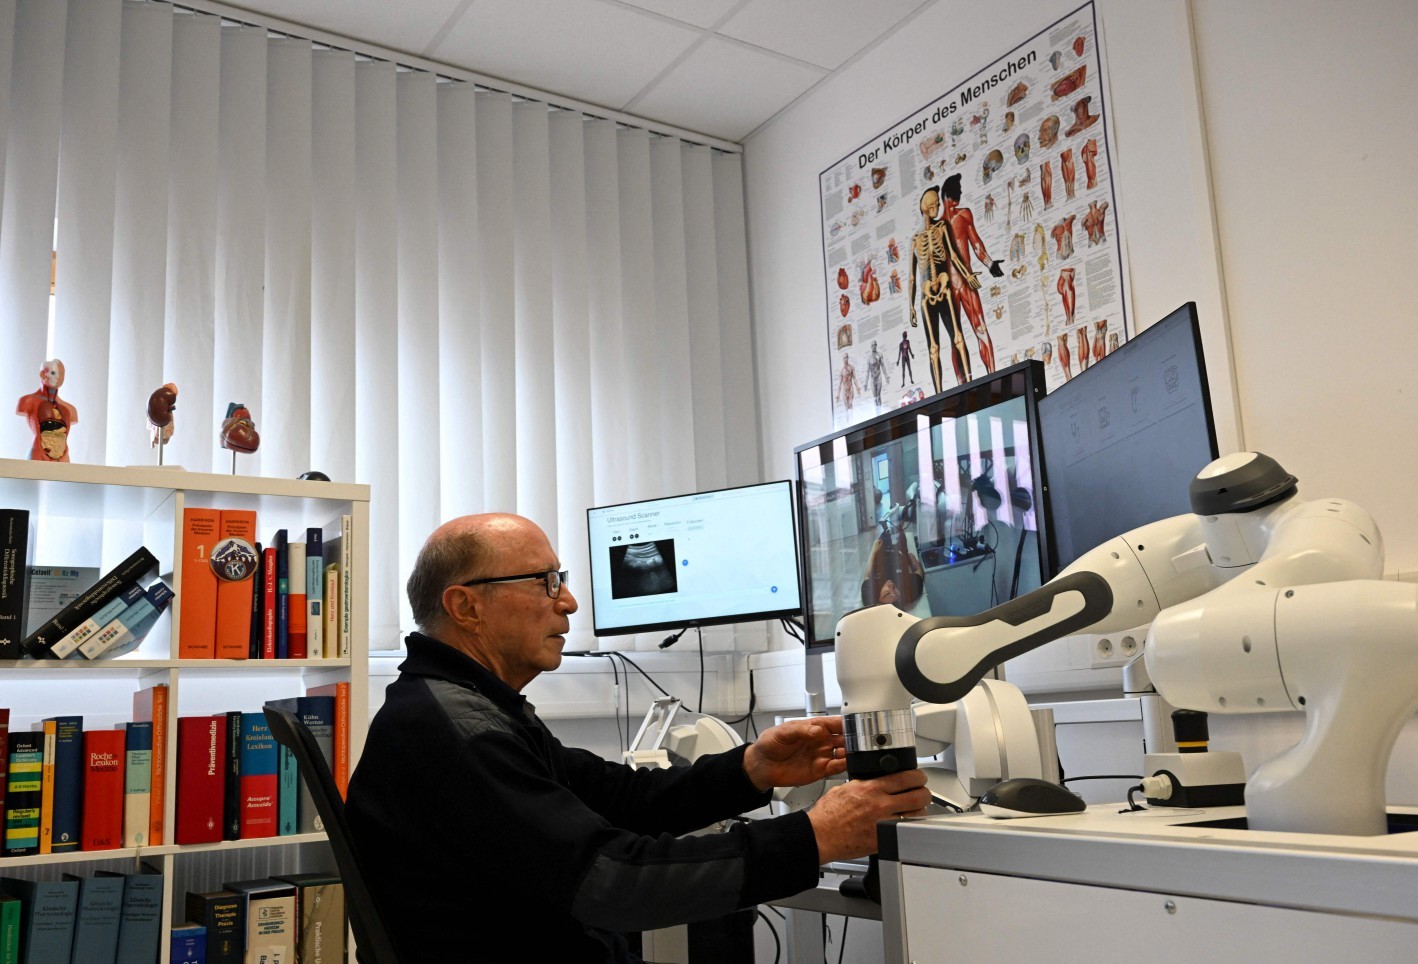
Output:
[110,872,162,964]
[0,876,79,964]
[238,712,278,838]
[66,874,124,964]
[276,744,298,836]
[169,923,205,963]
[52,583,144,660]
[48,716,84,854]
[274,530,289,659]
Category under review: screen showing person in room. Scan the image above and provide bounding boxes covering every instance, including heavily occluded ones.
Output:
[795,362,1049,651]
[1038,302,1218,570]
[586,481,803,636]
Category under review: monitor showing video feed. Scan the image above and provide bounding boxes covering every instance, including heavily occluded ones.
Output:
[794,360,1051,652]
[585,480,804,637]
[1039,302,1219,570]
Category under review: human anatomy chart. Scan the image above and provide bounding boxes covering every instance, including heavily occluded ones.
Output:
[819,2,1128,428]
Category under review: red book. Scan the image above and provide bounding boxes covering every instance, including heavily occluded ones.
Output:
[175,715,227,844]
[305,682,350,798]
[132,684,168,846]
[81,729,125,851]
[262,546,278,659]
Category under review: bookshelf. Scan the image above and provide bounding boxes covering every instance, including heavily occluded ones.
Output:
[0,458,369,961]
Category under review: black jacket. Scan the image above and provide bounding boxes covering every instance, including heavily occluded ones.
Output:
[346,633,819,962]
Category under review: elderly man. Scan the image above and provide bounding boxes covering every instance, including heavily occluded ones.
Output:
[346,513,929,962]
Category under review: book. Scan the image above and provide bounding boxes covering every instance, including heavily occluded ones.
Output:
[122,721,153,847]
[20,546,159,658]
[261,546,277,659]
[77,583,155,660]
[175,715,226,845]
[50,582,144,660]
[35,722,53,856]
[179,508,222,658]
[0,876,78,964]
[131,684,168,846]
[305,527,323,659]
[22,566,97,638]
[93,579,174,661]
[305,682,350,799]
[64,873,124,964]
[276,743,297,836]
[81,728,125,851]
[273,530,289,659]
[273,873,345,964]
[0,893,18,964]
[322,515,353,658]
[223,710,242,841]
[288,542,307,659]
[41,715,82,854]
[322,563,338,658]
[0,711,7,839]
[264,696,334,833]
[2,732,42,856]
[0,510,34,659]
[184,891,243,964]
[248,543,264,659]
[214,509,259,659]
[220,879,295,964]
[169,922,205,963]
[238,712,277,839]
[98,865,163,964]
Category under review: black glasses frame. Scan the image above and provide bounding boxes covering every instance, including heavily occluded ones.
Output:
[460,569,568,599]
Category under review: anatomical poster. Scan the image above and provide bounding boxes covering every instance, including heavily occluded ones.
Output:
[820,2,1128,428]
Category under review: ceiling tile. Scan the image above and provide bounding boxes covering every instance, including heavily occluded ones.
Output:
[226,0,465,56]
[720,0,926,70]
[615,0,744,30]
[631,36,825,142]
[430,0,703,109]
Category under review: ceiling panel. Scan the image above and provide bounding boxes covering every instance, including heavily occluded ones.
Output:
[430,0,704,109]
[615,0,746,31]
[227,0,464,56]
[719,0,930,70]
[630,35,825,142]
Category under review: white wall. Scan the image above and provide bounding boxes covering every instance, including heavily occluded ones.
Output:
[744,0,1418,590]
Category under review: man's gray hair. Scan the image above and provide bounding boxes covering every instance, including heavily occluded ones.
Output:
[406,523,495,633]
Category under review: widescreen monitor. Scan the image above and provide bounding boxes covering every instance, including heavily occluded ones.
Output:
[1038,302,1219,570]
[585,480,804,637]
[794,360,1051,652]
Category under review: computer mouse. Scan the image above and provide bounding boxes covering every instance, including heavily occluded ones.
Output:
[979,777,1086,818]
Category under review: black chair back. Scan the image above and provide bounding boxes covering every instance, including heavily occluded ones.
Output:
[263,703,403,964]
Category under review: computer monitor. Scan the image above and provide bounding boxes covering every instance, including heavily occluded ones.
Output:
[1038,302,1219,570]
[794,360,1051,652]
[585,480,804,637]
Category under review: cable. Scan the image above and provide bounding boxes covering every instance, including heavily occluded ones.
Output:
[756,909,781,964]
[659,626,689,649]
[1121,784,1147,813]
[696,626,705,717]
[1060,774,1142,784]
[837,916,850,964]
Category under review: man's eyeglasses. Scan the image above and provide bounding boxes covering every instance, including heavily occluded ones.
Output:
[460,569,568,599]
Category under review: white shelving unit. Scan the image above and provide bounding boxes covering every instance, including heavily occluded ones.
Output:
[0,458,369,962]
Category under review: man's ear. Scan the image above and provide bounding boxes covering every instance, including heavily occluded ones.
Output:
[442,584,481,630]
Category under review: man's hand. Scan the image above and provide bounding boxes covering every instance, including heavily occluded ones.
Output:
[807,770,932,864]
[742,717,847,793]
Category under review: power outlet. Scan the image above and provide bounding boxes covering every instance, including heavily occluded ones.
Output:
[1118,635,1140,658]
[1089,634,1129,668]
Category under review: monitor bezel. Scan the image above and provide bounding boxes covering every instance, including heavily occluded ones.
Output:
[584,478,805,638]
[792,359,1053,653]
[1037,301,1219,573]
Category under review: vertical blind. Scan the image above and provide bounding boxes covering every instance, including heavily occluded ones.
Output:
[0,0,761,650]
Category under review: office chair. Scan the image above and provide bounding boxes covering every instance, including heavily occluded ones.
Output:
[263,704,403,964]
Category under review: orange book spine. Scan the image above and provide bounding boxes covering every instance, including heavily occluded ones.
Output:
[214,509,258,659]
[306,681,349,798]
[134,683,169,846]
[179,508,221,658]
[38,720,55,854]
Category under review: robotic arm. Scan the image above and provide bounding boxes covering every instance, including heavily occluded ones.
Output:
[837,452,1418,835]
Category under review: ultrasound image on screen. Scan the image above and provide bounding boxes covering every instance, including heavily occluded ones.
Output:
[609,540,679,599]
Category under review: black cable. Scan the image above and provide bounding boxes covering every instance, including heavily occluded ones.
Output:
[1121,784,1147,813]
[659,625,689,649]
[1061,774,1142,784]
[756,909,781,964]
[837,917,850,964]
[696,626,705,717]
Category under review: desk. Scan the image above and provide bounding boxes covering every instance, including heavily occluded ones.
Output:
[769,865,882,964]
[879,805,1418,963]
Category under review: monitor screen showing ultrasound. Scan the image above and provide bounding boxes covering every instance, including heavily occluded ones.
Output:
[794,361,1051,652]
[1038,302,1219,569]
[585,480,803,637]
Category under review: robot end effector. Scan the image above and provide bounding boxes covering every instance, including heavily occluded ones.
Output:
[838,452,1418,835]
